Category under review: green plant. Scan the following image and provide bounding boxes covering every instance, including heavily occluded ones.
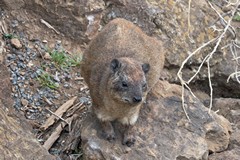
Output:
[37,72,59,89]
[66,55,82,67]
[233,12,240,21]
[49,50,81,68]
[3,33,17,39]
[50,50,67,67]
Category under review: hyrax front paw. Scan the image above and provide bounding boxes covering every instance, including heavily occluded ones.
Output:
[123,134,136,147]
[102,130,116,141]
[101,121,115,142]
[122,125,136,147]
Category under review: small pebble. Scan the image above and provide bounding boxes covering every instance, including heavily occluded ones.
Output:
[56,40,61,44]
[80,97,90,104]
[63,83,70,88]
[12,80,17,85]
[44,52,51,60]
[54,72,60,82]
[7,54,16,60]
[18,83,24,87]
[18,54,25,61]
[21,98,28,107]
[64,74,71,81]
[9,64,16,71]
[36,69,42,75]
[20,71,25,76]
[22,93,27,98]
[42,40,48,43]
[12,87,16,93]
[54,93,60,99]
[11,20,19,27]
[10,38,22,49]
[27,61,34,67]
[35,102,40,106]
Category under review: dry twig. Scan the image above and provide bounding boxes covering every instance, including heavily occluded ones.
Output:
[46,108,70,125]
[43,97,53,106]
[40,19,60,35]
[43,117,73,150]
[41,96,77,130]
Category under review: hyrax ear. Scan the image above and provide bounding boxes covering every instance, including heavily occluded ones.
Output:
[110,59,121,72]
[142,63,150,74]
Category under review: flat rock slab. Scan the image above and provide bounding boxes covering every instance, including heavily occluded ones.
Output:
[209,147,240,160]
[80,81,231,160]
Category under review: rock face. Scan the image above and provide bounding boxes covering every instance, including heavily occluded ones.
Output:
[209,98,240,159]
[209,147,240,160]
[25,0,105,42]
[80,81,231,160]
[212,98,240,126]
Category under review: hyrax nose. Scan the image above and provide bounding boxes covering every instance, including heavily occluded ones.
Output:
[133,96,142,103]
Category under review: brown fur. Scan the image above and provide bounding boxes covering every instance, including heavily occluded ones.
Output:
[81,18,165,146]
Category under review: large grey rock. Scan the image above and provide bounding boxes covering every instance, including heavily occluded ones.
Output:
[213,98,240,126]
[209,147,240,160]
[34,0,104,42]
[80,81,231,160]
[212,98,240,152]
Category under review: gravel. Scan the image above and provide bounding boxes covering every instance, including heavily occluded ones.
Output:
[4,35,64,118]
[4,29,90,129]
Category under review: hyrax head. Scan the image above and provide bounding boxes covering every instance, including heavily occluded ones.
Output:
[108,57,150,105]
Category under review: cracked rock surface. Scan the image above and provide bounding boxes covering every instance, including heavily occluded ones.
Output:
[80,81,231,160]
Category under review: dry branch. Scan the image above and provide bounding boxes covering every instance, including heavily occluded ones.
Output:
[66,102,84,117]
[40,19,60,34]
[43,117,73,150]
[177,0,240,118]
[41,96,77,130]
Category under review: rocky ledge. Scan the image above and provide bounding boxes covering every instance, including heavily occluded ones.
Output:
[80,80,232,160]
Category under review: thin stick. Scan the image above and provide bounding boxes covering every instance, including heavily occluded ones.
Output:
[207,60,213,113]
[43,97,53,106]
[187,54,210,84]
[177,37,217,80]
[229,41,240,83]
[177,38,217,121]
[208,1,236,38]
[40,19,60,35]
[46,108,70,125]
[227,71,240,82]
[41,96,77,130]
[182,84,191,121]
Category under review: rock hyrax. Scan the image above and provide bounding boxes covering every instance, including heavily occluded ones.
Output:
[81,18,165,146]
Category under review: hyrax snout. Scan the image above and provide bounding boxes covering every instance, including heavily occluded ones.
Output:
[81,18,165,147]
[108,58,149,106]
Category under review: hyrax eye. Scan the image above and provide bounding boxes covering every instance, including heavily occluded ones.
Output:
[122,81,128,87]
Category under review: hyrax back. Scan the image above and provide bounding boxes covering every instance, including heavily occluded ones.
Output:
[81,18,165,146]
